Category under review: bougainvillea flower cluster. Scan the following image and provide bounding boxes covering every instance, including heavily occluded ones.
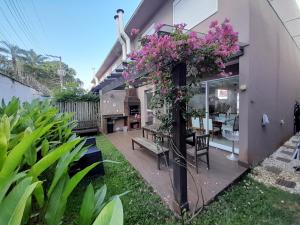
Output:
[122,19,239,131]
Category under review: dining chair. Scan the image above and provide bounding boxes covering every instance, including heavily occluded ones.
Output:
[194,134,210,173]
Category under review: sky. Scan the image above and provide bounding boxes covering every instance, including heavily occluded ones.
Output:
[0,0,141,89]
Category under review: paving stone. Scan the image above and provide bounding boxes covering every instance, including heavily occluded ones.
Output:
[275,179,296,188]
[281,150,294,156]
[264,166,282,175]
[276,157,292,163]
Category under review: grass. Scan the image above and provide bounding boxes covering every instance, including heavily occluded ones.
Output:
[63,135,300,225]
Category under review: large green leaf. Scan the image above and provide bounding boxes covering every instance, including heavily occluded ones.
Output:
[47,140,86,197]
[32,182,45,208]
[3,97,19,117]
[92,196,123,225]
[45,163,99,225]
[6,182,40,225]
[62,162,99,200]
[0,177,41,225]
[23,128,37,166]
[78,184,95,225]
[0,172,26,203]
[0,124,53,181]
[28,138,81,178]
[0,115,10,170]
[45,175,68,225]
[94,185,107,216]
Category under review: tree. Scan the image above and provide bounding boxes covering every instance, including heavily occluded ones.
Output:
[25,49,47,66]
[23,49,48,77]
[0,41,83,92]
[0,41,27,74]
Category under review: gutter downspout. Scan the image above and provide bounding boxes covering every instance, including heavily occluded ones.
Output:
[114,15,127,61]
[117,9,131,55]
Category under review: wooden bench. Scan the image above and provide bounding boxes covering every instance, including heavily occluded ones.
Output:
[73,120,99,136]
[132,137,169,170]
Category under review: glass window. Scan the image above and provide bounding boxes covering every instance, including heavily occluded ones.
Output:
[145,90,153,111]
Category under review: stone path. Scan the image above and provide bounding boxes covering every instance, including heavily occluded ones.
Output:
[251,134,300,194]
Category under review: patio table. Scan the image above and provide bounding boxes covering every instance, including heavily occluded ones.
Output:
[142,125,196,146]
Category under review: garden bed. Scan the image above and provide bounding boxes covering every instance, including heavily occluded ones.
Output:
[64,135,300,225]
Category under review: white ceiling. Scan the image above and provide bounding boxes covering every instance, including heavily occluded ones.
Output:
[269,0,300,49]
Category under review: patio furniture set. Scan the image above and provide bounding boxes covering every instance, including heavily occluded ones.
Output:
[191,114,239,140]
[132,125,209,172]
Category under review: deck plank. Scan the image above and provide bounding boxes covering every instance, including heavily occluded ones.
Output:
[105,130,247,212]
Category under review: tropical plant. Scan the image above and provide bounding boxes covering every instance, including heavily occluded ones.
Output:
[25,49,47,66]
[0,41,27,74]
[0,97,124,225]
[0,42,82,91]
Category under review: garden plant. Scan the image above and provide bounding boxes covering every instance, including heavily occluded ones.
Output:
[124,19,239,132]
[0,98,123,225]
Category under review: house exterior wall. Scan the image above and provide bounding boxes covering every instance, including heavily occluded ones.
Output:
[242,0,300,165]
[0,73,45,103]
[131,0,173,50]
[96,0,300,165]
[100,90,126,116]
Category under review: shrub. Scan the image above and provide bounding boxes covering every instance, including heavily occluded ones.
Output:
[0,98,123,225]
[53,82,99,102]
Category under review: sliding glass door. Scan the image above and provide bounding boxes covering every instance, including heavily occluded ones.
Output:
[189,75,240,153]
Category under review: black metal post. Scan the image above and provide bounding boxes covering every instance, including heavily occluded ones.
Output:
[172,62,189,213]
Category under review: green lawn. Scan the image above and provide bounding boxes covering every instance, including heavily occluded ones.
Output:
[64,135,300,225]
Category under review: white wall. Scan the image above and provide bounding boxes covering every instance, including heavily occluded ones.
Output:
[0,73,45,103]
[173,0,218,29]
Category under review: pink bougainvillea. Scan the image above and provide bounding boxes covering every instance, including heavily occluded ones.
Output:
[123,19,239,130]
[124,19,239,84]
[130,28,140,37]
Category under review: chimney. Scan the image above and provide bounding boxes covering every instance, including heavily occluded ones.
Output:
[114,15,127,61]
[117,9,131,55]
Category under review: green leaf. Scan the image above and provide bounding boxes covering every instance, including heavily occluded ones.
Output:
[0,171,26,203]
[94,185,107,216]
[28,138,81,178]
[23,128,37,166]
[7,182,40,225]
[45,175,68,225]
[0,177,41,225]
[32,182,44,208]
[62,162,99,200]
[3,97,19,117]
[47,140,86,197]
[0,124,53,181]
[79,184,95,225]
[0,115,10,170]
[41,139,49,157]
[92,196,123,225]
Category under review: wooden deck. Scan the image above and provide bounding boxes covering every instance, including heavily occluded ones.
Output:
[105,130,248,212]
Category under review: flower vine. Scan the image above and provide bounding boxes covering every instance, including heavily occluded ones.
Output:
[123,19,240,132]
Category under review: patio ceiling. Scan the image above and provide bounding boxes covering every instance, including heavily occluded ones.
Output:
[268,0,300,49]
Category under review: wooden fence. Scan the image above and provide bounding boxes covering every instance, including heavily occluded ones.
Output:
[55,101,101,130]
